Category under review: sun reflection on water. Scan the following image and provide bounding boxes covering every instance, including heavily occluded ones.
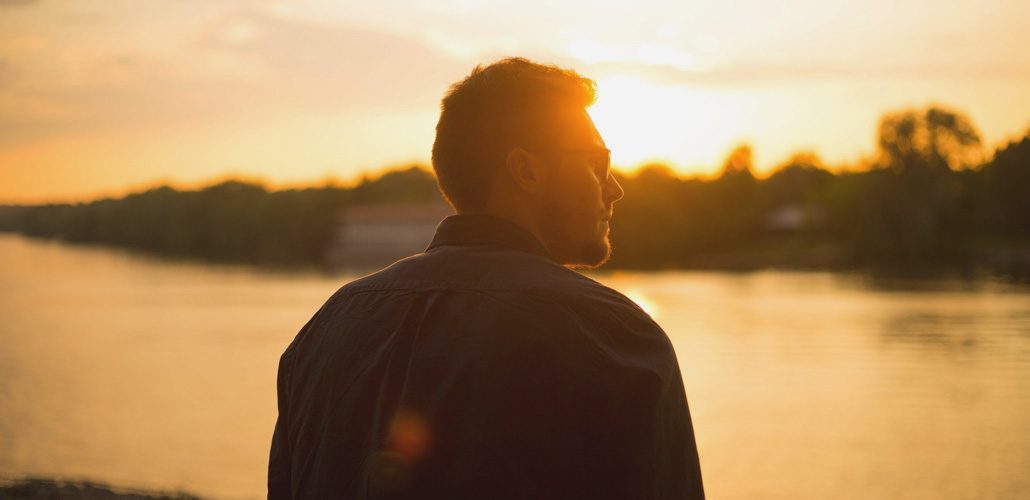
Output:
[624,287,660,319]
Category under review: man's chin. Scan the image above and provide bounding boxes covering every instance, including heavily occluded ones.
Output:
[563,237,612,270]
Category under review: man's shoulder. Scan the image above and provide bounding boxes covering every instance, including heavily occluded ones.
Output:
[345,253,674,356]
[304,250,657,357]
[330,246,646,317]
[287,247,674,396]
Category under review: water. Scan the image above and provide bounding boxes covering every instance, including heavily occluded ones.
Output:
[0,234,1027,499]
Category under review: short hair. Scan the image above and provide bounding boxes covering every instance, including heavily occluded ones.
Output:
[432,57,596,212]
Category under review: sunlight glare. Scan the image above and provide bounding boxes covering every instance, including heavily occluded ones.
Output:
[570,41,699,70]
[588,75,726,171]
[624,288,660,320]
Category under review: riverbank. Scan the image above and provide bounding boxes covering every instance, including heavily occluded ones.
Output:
[0,479,201,499]
[2,228,1028,282]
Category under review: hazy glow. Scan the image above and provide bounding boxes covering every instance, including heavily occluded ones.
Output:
[590,75,744,171]
[570,40,701,70]
[624,288,660,320]
[1,0,1028,202]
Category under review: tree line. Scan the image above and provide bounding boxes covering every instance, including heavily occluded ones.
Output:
[0,167,441,267]
[1,105,1027,277]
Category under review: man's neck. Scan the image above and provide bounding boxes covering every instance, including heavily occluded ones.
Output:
[464,207,552,260]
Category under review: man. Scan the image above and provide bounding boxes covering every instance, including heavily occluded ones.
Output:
[268,57,705,499]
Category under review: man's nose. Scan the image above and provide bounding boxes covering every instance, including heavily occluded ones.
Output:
[604,175,625,204]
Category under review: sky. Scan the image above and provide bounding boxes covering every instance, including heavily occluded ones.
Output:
[1,0,1028,203]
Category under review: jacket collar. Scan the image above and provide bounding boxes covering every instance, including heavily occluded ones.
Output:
[426,213,551,259]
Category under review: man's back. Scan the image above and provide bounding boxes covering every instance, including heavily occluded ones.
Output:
[268,215,704,499]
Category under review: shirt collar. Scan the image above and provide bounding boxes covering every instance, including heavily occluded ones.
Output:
[426,213,551,259]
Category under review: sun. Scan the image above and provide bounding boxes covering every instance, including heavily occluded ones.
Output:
[587,75,722,173]
[588,75,687,169]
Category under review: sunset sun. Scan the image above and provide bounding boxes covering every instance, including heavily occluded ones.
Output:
[588,75,727,173]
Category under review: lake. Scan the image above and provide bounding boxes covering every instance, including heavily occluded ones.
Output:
[0,233,1027,499]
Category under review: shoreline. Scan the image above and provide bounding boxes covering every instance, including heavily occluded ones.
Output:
[0,478,203,500]
[2,229,1027,283]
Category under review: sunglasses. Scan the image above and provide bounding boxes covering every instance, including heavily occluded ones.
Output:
[531,147,612,181]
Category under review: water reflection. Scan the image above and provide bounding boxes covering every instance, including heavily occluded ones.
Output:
[1,234,1028,499]
[622,288,660,319]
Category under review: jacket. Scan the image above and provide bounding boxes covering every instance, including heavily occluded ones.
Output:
[268,213,704,499]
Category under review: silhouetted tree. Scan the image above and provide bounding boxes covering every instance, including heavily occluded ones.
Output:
[818,104,986,271]
[351,166,441,204]
[980,129,1030,236]
[709,144,760,247]
[3,111,1027,278]
[765,152,834,207]
[877,105,981,173]
[609,165,688,268]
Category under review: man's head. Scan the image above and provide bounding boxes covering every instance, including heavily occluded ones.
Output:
[432,57,624,268]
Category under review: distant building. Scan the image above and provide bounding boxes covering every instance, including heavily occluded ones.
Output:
[764,203,826,232]
[326,202,454,269]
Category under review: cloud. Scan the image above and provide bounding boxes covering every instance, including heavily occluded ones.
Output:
[195,10,468,110]
[0,58,16,88]
[583,59,1030,87]
[0,9,469,149]
[0,0,40,7]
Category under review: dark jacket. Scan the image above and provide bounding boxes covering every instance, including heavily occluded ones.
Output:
[268,214,704,499]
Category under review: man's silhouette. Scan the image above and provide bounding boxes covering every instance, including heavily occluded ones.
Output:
[268,57,704,499]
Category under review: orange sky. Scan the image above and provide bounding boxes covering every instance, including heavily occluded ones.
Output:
[1,0,1028,203]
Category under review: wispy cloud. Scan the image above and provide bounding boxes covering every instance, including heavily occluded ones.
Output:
[0,0,40,8]
[584,60,1030,87]
[195,10,466,109]
[0,58,16,88]
[0,8,467,149]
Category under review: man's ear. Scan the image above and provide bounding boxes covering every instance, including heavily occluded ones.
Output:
[504,147,547,194]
